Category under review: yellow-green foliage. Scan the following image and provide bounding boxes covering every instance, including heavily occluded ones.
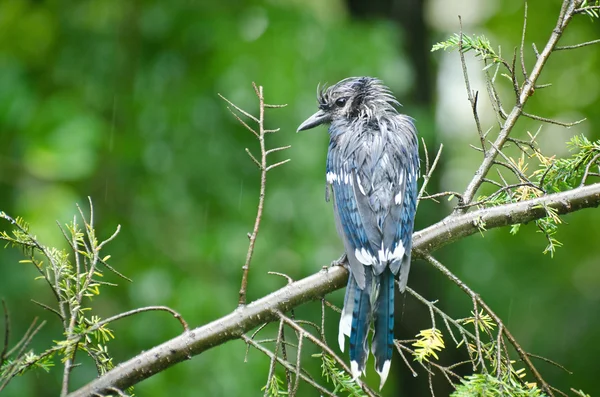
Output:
[412,328,445,362]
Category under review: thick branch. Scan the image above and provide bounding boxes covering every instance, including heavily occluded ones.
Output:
[414,183,600,254]
[68,182,600,397]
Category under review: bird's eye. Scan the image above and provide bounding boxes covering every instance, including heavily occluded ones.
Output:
[335,97,347,107]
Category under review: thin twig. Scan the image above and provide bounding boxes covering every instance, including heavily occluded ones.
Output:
[0,318,46,392]
[263,319,285,397]
[238,83,267,306]
[242,335,335,397]
[266,159,292,172]
[291,334,303,396]
[471,299,486,372]
[522,112,586,127]
[0,300,8,367]
[222,83,288,306]
[458,19,486,155]
[580,153,600,187]
[554,38,600,50]
[418,143,444,205]
[420,191,463,203]
[86,306,189,334]
[574,5,600,14]
[527,352,573,374]
[274,310,378,397]
[422,253,554,396]
[217,94,259,123]
[31,299,64,321]
[520,2,529,81]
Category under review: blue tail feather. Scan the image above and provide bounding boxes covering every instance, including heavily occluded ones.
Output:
[372,268,394,389]
[348,271,372,378]
[338,276,357,352]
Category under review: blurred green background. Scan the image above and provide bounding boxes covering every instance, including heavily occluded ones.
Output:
[1,0,599,396]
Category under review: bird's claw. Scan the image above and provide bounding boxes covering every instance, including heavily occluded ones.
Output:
[330,253,348,268]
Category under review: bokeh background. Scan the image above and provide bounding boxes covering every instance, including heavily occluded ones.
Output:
[1,0,599,396]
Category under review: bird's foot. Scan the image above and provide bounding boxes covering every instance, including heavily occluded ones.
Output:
[330,253,348,268]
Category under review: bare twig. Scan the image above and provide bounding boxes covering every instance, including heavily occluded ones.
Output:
[520,2,529,81]
[420,191,463,203]
[458,19,486,155]
[31,299,64,320]
[554,38,600,50]
[0,300,8,367]
[527,352,573,374]
[87,306,189,334]
[274,310,378,397]
[0,318,46,392]
[218,94,259,123]
[242,335,335,397]
[580,153,600,187]
[220,83,289,306]
[418,142,444,205]
[522,111,586,127]
[263,319,286,396]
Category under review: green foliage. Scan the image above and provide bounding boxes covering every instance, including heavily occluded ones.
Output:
[474,135,600,255]
[571,389,591,397]
[314,353,367,397]
[0,205,120,389]
[580,0,600,18]
[261,374,288,396]
[533,135,600,193]
[451,373,546,397]
[431,33,502,64]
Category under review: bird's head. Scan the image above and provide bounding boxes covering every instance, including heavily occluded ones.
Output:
[297,77,399,132]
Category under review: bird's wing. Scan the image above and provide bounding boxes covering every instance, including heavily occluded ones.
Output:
[379,118,419,288]
[327,133,382,289]
[328,164,376,289]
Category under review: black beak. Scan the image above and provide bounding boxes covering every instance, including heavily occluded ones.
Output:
[297,109,330,132]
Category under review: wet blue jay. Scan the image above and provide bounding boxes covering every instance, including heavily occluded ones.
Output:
[297,77,419,388]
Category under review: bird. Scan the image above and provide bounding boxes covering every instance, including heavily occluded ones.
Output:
[297,77,419,389]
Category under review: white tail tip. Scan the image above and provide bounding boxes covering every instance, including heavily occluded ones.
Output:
[338,312,352,353]
[376,360,391,390]
[338,330,345,353]
[350,360,361,380]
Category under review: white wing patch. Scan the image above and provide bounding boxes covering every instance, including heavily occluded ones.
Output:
[355,248,377,265]
[356,174,367,195]
[377,241,405,263]
[326,172,337,184]
[395,171,405,204]
[327,171,354,185]
[394,191,402,204]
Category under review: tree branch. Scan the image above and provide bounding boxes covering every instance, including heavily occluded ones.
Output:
[68,182,600,397]
[458,0,582,209]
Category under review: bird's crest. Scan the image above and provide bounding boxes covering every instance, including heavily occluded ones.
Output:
[317,77,400,120]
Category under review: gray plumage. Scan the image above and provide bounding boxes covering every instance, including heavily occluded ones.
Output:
[297,77,419,389]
